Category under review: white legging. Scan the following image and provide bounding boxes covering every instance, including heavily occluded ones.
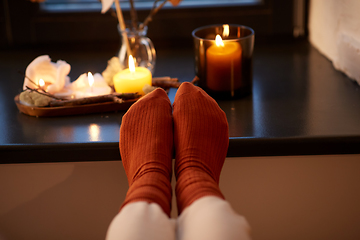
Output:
[106,196,251,240]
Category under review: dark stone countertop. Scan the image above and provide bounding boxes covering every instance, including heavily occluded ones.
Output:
[1,39,360,163]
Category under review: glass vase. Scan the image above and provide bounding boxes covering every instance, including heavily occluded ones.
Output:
[118,23,156,74]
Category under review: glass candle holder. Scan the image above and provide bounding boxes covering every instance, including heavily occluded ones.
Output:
[192,24,255,99]
[118,22,156,74]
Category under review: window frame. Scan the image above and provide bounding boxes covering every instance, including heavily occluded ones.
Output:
[2,0,297,48]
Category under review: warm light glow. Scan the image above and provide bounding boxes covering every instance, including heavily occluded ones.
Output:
[215,35,224,47]
[88,72,94,87]
[39,79,45,87]
[223,24,230,37]
[89,124,100,141]
[129,55,135,73]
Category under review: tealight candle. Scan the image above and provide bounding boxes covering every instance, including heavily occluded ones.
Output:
[69,72,112,99]
[113,55,152,95]
[206,35,242,93]
[74,72,96,98]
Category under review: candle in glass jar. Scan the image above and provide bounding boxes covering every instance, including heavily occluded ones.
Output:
[113,55,152,95]
[206,35,242,92]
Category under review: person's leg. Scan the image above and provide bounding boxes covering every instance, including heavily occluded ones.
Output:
[173,82,251,239]
[173,82,228,213]
[177,196,251,240]
[106,88,175,240]
[106,202,176,240]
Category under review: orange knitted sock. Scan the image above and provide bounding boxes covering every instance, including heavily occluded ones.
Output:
[173,82,229,214]
[119,88,173,216]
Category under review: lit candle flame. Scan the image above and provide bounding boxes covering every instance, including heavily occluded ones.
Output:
[88,72,94,87]
[129,55,135,73]
[215,35,224,47]
[223,24,230,37]
[39,79,45,88]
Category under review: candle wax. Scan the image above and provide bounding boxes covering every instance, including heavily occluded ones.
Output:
[69,73,112,99]
[113,67,152,95]
[206,41,242,91]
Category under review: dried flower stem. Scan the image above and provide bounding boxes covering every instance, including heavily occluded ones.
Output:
[114,0,132,57]
[25,86,63,100]
[191,76,200,84]
[18,70,39,87]
[49,93,140,107]
[129,0,139,30]
[19,70,49,93]
[140,0,169,30]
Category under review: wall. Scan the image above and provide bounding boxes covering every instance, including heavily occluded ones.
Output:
[2,0,294,48]
[1,154,360,240]
[309,0,360,85]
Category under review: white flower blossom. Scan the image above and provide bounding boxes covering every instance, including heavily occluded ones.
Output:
[101,0,114,13]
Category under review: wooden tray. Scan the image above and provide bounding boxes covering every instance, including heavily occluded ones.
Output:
[14,95,138,117]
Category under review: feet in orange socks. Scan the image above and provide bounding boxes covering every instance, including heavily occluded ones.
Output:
[173,82,229,214]
[119,88,173,216]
